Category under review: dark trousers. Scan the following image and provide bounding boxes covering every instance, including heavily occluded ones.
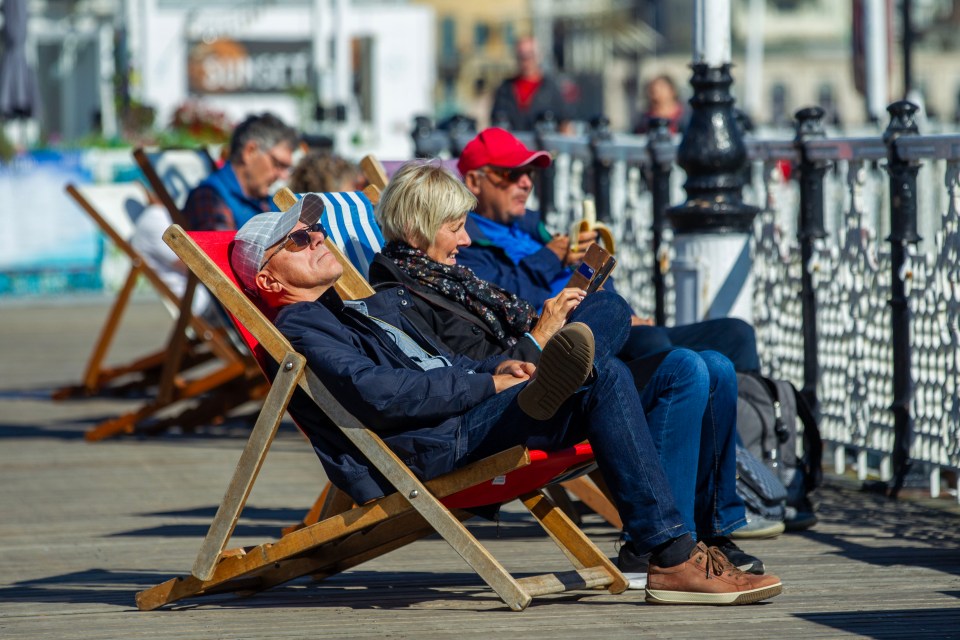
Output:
[620,317,761,373]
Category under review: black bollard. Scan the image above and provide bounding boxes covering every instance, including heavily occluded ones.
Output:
[793,106,829,422]
[442,113,477,157]
[666,63,758,324]
[647,116,673,326]
[668,63,757,234]
[590,116,613,222]
[882,100,922,499]
[411,116,448,159]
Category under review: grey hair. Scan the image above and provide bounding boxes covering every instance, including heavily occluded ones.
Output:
[376,161,477,249]
[229,112,298,162]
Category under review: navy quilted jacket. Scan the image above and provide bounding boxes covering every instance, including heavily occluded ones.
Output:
[273,287,504,505]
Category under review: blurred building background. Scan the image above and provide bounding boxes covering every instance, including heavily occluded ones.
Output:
[3,0,960,156]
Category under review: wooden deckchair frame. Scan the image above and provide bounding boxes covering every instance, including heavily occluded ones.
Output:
[62,181,265,441]
[136,221,627,611]
[52,183,223,402]
[80,146,275,439]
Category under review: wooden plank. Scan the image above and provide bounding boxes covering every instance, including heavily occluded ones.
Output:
[191,351,306,581]
[359,155,389,190]
[560,476,623,529]
[156,273,199,404]
[81,265,141,392]
[521,490,628,594]
[516,567,615,597]
[273,186,297,211]
[362,184,381,205]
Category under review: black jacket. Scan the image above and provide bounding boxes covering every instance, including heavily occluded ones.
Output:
[490,74,570,131]
[368,254,543,365]
[274,286,504,505]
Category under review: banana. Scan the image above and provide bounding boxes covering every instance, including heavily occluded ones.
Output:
[569,198,615,255]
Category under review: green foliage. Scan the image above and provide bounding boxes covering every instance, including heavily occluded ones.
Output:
[0,127,15,162]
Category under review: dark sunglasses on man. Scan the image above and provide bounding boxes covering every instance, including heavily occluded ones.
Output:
[260,222,327,270]
[484,165,536,184]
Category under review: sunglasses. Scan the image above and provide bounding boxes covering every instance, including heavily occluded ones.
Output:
[484,166,536,183]
[263,148,293,172]
[260,222,327,270]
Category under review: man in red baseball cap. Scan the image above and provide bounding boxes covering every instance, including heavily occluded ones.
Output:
[458,127,664,342]
[455,127,766,377]
[457,127,599,304]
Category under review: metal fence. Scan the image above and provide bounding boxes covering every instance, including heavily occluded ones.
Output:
[416,108,960,500]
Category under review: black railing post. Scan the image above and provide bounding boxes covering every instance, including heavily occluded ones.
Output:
[647,116,673,326]
[590,115,613,222]
[534,113,558,218]
[793,106,829,421]
[882,99,922,498]
[410,116,448,159]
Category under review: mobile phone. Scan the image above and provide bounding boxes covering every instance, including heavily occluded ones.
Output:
[565,243,616,293]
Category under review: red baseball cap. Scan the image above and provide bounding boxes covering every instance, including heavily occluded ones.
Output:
[457,127,552,175]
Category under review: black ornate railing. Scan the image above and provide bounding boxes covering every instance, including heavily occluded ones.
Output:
[412,107,960,500]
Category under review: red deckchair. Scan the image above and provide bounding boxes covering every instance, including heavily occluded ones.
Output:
[135,224,627,611]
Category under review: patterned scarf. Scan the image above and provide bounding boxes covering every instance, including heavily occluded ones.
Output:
[381,241,537,347]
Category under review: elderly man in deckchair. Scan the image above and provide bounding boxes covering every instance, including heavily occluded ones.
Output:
[227,195,783,606]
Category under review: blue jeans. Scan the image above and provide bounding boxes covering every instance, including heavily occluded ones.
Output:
[621,318,761,373]
[456,291,688,552]
[632,349,746,540]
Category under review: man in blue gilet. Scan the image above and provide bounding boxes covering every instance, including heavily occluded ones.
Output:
[183,112,298,231]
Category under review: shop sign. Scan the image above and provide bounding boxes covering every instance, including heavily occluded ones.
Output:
[188,39,312,94]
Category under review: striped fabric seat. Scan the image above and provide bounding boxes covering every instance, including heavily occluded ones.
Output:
[302,190,384,279]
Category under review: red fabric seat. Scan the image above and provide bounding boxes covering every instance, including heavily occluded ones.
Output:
[190,229,597,509]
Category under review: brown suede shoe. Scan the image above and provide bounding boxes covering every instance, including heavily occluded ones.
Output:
[645,542,782,605]
[518,322,594,420]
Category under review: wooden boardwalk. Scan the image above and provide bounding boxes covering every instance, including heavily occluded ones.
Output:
[2,297,959,639]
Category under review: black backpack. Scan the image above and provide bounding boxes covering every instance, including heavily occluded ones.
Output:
[736,373,823,511]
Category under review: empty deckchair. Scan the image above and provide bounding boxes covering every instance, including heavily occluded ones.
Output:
[273,184,623,531]
[135,222,627,611]
[77,147,272,440]
[133,146,218,227]
[52,182,221,400]
[64,181,267,441]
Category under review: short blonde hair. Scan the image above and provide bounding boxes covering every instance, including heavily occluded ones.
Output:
[376,161,477,250]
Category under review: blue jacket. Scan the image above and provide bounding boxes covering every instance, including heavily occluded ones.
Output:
[458,210,563,310]
[273,286,505,504]
[458,209,621,310]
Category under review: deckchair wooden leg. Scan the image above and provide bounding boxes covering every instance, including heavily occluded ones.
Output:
[545,484,582,525]
[192,352,306,581]
[142,375,268,436]
[81,265,141,393]
[258,509,452,592]
[84,356,250,442]
[560,476,623,530]
[521,490,628,595]
[141,510,441,609]
[158,274,201,404]
[282,483,355,536]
